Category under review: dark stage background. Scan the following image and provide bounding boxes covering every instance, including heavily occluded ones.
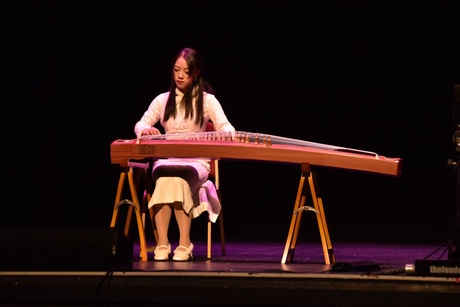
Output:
[2,1,460,245]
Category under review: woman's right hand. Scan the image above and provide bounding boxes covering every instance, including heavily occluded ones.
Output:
[141,127,161,135]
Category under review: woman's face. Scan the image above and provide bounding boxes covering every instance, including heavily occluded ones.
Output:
[173,56,193,92]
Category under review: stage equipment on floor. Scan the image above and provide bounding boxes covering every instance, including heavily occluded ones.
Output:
[447,84,460,260]
[414,259,460,277]
[415,84,460,276]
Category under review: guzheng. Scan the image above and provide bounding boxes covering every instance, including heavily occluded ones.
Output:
[110,131,402,176]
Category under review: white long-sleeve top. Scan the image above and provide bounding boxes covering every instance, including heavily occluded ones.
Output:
[134,88,235,172]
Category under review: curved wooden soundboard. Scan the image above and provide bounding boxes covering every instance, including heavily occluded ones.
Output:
[111,134,402,176]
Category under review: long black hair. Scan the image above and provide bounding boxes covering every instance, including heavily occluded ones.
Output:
[163,47,214,127]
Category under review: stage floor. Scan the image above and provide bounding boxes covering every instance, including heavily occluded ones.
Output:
[1,241,459,306]
[132,240,445,272]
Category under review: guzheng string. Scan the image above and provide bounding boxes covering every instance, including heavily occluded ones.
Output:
[139,131,378,157]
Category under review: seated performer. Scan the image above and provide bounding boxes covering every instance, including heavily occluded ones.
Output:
[134,47,235,261]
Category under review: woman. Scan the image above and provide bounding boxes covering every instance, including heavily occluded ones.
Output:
[134,47,235,261]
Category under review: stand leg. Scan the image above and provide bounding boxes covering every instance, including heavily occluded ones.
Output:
[308,172,335,264]
[127,168,149,262]
[110,170,127,231]
[282,164,310,264]
[219,207,226,256]
[281,164,335,264]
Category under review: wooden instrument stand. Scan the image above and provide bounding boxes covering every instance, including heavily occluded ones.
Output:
[282,163,336,264]
[111,162,335,264]
[110,165,151,262]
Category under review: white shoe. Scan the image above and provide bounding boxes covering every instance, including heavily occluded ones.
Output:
[172,243,194,261]
[154,243,171,261]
